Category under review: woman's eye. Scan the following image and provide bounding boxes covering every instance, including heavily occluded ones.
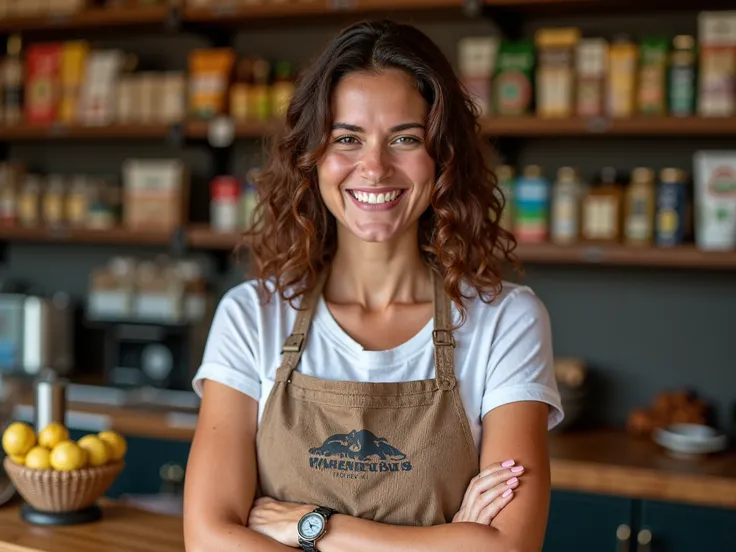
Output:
[335,135,359,145]
[394,136,420,145]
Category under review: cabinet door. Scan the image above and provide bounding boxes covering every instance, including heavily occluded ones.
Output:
[68,430,191,497]
[638,500,736,552]
[544,490,635,552]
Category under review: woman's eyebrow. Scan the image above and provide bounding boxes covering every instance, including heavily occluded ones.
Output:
[331,122,426,132]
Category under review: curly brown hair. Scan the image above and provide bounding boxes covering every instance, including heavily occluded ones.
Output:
[243,19,519,324]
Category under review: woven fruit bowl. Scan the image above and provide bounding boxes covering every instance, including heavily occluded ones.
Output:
[3,456,124,513]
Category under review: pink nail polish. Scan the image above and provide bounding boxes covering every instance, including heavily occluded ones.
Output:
[510,465,524,473]
[501,460,515,468]
[502,489,513,498]
[506,477,518,485]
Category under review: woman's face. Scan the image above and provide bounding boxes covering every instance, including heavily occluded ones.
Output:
[317,68,435,244]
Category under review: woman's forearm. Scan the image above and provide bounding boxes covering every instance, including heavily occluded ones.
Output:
[186,522,294,552]
[317,515,518,552]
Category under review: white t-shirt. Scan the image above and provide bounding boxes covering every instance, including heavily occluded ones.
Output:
[192,278,564,452]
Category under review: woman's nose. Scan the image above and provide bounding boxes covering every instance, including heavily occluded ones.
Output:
[358,144,392,183]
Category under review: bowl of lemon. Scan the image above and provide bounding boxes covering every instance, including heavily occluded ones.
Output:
[1,421,126,525]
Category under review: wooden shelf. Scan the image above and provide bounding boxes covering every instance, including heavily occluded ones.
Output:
[480,116,736,137]
[0,4,171,33]
[0,226,174,246]
[187,224,245,250]
[0,123,172,141]
[515,243,736,270]
[183,0,465,23]
[185,119,283,140]
[550,429,736,509]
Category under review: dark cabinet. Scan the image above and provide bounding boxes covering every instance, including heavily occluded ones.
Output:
[544,490,634,552]
[544,491,736,552]
[68,430,191,498]
[637,499,736,552]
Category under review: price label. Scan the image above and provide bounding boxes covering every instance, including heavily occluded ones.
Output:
[582,246,605,263]
[48,123,69,137]
[48,14,70,27]
[585,117,610,134]
[212,4,238,18]
[329,0,357,11]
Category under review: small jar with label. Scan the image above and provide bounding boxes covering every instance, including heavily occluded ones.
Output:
[210,176,240,232]
[655,168,689,247]
[581,167,624,243]
[0,166,17,226]
[551,166,582,245]
[624,167,656,246]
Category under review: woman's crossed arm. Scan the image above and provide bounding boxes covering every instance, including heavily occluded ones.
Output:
[183,381,551,552]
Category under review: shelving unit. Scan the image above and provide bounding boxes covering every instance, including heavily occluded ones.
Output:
[0,115,734,143]
[0,4,171,33]
[0,226,174,246]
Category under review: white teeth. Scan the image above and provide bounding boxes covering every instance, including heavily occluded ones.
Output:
[350,190,402,204]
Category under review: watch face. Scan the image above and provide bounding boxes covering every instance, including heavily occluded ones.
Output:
[298,512,324,540]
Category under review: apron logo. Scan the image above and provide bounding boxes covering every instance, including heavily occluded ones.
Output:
[308,429,413,478]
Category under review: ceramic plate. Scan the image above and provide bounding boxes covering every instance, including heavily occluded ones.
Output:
[653,423,729,455]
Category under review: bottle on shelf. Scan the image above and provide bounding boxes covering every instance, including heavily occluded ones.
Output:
[495,164,515,233]
[271,61,295,120]
[2,34,23,126]
[230,57,254,123]
[624,167,657,246]
[514,165,550,243]
[668,35,697,117]
[550,166,583,245]
[581,166,624,243]
[655,167,690,247]
[607,35,638,118]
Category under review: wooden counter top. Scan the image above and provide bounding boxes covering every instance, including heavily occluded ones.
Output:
[550,429,736,509]
[0,501,183,552]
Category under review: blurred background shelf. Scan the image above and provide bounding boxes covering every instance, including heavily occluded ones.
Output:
[0,123,172,141]
[0,226,174,246]
[516,243,736,269]
[0,4,171,33]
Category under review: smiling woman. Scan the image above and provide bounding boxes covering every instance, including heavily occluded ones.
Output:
[183,19,564,552]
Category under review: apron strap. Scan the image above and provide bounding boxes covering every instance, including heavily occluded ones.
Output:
[432,270,457,391]
[274,271,328,382]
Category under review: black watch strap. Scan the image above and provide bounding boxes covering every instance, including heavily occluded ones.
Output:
[315,506,337,520]
[299,507,337,552]
[299,541,317,552]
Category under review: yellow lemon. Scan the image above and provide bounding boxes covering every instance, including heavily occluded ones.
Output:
[38,423,69,449]
[24,446,51,470]
[77,435,109,467]
[2,422,36,456]
[98,431,126,462]
[9,454,26,465]
[50,441,87,471]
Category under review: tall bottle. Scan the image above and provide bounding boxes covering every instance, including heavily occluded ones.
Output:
[514,165,551,243]
[3,34,23,126]
[551,166,582,244]
[624,167,656,246]
[668,35,697,117]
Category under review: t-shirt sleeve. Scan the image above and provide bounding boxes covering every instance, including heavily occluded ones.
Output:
[191,287,261,402]
[481,288,564,430]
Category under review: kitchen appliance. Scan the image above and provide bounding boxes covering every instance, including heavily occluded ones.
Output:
[0,293,74,376]
[97,320,205,391]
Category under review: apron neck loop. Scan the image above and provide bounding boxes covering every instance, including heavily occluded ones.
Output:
[431,270,457,391]
[275,271,328,383]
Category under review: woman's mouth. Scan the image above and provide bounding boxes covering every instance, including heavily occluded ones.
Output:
[346,189,406,211]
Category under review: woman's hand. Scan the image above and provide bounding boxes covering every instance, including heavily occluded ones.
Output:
[452,460,524,525]
[247,497,316,547]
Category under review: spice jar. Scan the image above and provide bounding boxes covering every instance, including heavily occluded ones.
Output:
[624,167,656,246]
[43,175,67,227]
[17,174,42,227]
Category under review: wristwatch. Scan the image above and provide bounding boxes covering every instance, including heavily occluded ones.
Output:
[297,506,337,551]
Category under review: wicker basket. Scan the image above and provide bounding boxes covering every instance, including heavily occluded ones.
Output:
[3,457,124,513]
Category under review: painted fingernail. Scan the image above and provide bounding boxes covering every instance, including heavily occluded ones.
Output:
[506,477,518,485]
[510,466,524,473]
[502,489,513,498]
[501,460,515,468]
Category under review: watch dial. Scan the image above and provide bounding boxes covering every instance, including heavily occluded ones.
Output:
[300,513,324,539]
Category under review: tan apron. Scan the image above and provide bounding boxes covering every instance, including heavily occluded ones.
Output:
[255,270,480,526]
